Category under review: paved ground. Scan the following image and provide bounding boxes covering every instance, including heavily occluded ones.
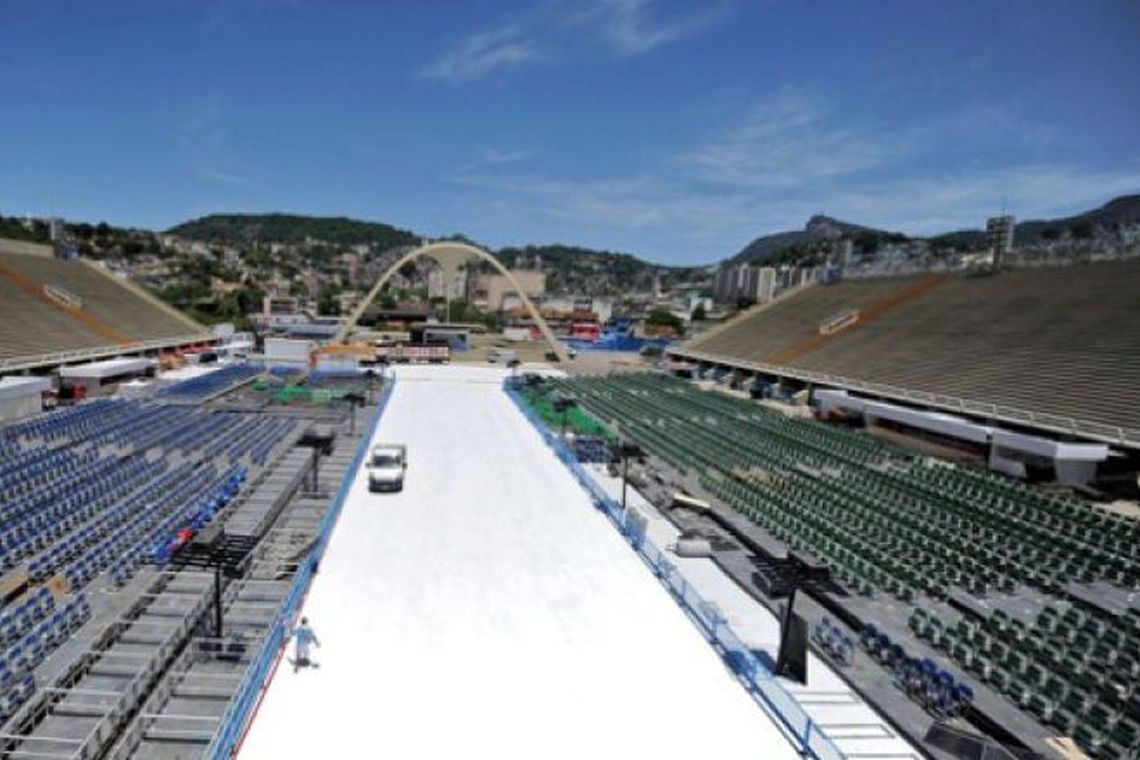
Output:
[238,365,798,760]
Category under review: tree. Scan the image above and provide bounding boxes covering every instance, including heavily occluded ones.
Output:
[646,309,683,332]
[1071,221,1094,240]
[691,303,707,321]
[317,286,340,316]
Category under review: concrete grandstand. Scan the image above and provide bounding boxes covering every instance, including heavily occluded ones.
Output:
[671,260,1140,448]
[0,240,213,373]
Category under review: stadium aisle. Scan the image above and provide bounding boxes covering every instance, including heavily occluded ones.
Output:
[238,365,798,759]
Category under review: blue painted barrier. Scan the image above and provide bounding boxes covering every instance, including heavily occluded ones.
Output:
[206,378,396,758]
[504,382,846,760]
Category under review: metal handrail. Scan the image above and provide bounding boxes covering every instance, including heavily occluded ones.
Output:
[203,380,395,758]
[667,347,1139,448]
[0,333,215,373]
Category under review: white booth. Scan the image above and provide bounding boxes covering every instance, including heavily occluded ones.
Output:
[59,357,154,396]
[0,376,50,422]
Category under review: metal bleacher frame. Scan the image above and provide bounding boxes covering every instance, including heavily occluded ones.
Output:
[668,348,1140,449]
[200,378,396,759]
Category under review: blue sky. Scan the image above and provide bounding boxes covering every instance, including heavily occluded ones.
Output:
[1,0,1138,264]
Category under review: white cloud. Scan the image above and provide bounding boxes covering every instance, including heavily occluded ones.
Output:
[420,25,539,83]
[686,90,890,188]
[198,168,251,186]
[822,166,1140,234]
[451,160,1140,263]
[420,1,730,83]
[444,88,1140,261]
[568,0,730,56]
[478,148,534,165]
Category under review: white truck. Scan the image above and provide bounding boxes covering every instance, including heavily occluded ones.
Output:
[367,444,407,492]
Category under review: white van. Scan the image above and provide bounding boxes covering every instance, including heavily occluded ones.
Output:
[367,444,407,492]
[487,348,517,364]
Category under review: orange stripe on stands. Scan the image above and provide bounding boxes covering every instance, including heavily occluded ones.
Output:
[765,274,949,366]
[0,261,136,345]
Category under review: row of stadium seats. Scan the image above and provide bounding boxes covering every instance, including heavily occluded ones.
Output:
[0,446,98,503]
[157,364,263,398]
[556,373,1139,597]
[860,622,974,719]
[196,414,299,466]
[0,593,90,722]
[88,403,201,451]
[910,605,1140,757]
[571,436,611,464]
[2,397,291,590]
[544,372,1140,759]
[4,398,136,445]
[147,466,246,568]
[4,455,165,571]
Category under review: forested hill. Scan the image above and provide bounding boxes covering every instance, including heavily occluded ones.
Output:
[167,213,420,249]
[166,214,702,295]
[497,244,703,295]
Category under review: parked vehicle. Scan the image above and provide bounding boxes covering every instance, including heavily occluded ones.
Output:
[367,444,407,492]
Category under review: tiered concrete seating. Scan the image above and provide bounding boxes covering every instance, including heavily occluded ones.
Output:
[0,275,108,359]
[682,261,1140,435]
[0,252,200,341]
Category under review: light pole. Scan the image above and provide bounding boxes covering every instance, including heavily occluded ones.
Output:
[344,391,365,435]
[616,440,643,512]
[552,396,577,439]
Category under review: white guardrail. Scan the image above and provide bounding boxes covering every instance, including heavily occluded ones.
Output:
[505,381,847,760]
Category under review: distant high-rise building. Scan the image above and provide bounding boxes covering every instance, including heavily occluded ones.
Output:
[756,266,776,301]
[427,266,467,300]
[834,238,854,266]
[712,264,777,304]
[986,214,1016,264]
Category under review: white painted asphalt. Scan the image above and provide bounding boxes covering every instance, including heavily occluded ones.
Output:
[239,365,798,759]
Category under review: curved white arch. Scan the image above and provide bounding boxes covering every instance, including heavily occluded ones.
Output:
[335,241,570,362]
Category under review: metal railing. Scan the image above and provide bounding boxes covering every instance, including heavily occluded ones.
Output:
[667,348,1140,448]
[203,378,395,759]
[505,382,846,760]
[0,334,215,373]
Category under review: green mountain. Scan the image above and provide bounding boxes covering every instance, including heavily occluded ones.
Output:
[1015,194,1140,243]
[729,214,905,265]
[730,195,1140,266]
[167,213,420,249]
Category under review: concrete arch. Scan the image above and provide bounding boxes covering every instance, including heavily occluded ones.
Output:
[335,241,570,362]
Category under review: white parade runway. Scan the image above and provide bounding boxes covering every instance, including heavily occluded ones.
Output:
[239,365,797,759]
